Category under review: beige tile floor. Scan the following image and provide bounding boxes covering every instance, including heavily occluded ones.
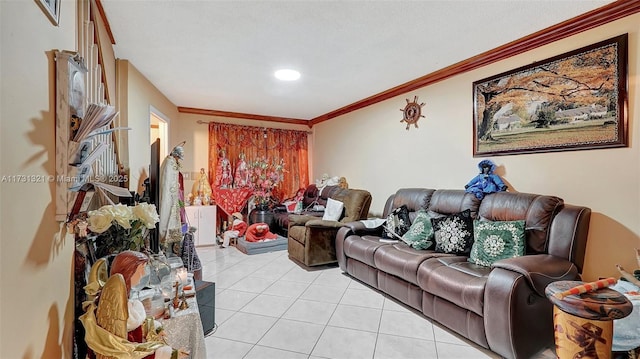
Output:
[197,245,556,359]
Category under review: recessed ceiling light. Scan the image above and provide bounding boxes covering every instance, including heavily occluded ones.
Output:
[274,69,301,81]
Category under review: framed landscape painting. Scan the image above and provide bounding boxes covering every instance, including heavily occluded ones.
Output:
[473,34,628,157]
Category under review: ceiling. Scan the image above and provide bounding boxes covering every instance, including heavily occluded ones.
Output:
[100,0,615,121]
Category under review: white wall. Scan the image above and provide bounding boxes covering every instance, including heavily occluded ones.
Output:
[312,14,640,282]
[0,1,77,358]
[117,60,180,195]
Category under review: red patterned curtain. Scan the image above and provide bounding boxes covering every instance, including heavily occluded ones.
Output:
[208,122,309,201]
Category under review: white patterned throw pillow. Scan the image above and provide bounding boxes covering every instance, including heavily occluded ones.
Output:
[431,209,474,255]
[322,198,344,221]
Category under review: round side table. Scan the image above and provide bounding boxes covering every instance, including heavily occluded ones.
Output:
[546,281,633,359]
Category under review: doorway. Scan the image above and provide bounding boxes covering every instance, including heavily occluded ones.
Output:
[150,106,169,160]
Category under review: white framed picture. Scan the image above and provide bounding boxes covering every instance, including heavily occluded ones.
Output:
[36,0,61,26]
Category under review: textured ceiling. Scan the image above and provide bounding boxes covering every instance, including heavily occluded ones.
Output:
[101,0,615,120]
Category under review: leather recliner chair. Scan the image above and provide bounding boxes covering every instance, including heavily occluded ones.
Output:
[288,187,372,266]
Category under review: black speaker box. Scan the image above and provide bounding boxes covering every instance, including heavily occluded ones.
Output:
[195,280,215,335]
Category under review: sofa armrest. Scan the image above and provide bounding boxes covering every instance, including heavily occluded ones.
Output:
[305,219,346,228]
[491,254,579,297]
[288,214,318,226]
[340,221,383,235]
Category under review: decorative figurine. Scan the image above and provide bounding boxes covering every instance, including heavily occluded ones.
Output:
[400,95,426,130]
[191,167,212,202]
[220,212,248,248]
[215,148,233,188]
[464,159,508,200]
[338,177,349,189]
[79,250,189,359]
[172,281,181,310]
[233,153,250,188]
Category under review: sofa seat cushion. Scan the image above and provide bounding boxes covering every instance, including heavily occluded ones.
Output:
[417,256,491,316]
[374,243,452,285]
[343,236,391,267]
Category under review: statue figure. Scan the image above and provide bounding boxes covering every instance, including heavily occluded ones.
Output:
[191,168,212,203]
[215,149,232,188]
[233,153,250,188]
[159,144,187,246]
[79,250,188,359]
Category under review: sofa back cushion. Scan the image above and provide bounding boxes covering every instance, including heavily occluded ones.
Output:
[302,184,320,207]
[477,192,563,255]
[383,188,435,222]
[330,188,372,223]
[428,190,482,219]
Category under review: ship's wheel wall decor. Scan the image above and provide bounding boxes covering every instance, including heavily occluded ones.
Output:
[400,95,426,130]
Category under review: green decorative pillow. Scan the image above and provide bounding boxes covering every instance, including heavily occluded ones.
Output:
[431,209,474,255]
[469,220,526,267]
[401,210,435,250]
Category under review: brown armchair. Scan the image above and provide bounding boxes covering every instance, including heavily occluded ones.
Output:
[287,187,372,266]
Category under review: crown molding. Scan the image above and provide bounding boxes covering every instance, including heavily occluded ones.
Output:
[178,107,310,127]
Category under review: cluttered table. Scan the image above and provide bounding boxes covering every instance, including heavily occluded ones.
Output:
[160,279,207,358]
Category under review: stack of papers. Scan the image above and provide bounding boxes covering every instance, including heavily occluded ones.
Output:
[67,103,130,191]
[73,103,120,142]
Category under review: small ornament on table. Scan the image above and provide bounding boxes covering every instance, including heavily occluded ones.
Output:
[172,281,181,309]
[179,291,189,310]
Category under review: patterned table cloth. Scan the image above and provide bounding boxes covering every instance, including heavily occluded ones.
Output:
[212,187,253,217]
[161,296,207,359]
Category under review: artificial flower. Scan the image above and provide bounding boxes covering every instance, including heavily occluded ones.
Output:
[133,202,160,229]
[87,208,114,234]
[88,203,160,258]
[248,157,285,207]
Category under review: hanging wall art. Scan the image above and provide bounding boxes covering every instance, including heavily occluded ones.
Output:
[473,34,628,157]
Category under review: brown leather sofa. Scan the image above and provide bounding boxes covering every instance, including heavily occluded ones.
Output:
[335,188,591,359]
[288,187,372,267]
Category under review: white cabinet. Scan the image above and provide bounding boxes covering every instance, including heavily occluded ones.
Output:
[185,205,217,246]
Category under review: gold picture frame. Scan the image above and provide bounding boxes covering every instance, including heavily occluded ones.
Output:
[473,34,628,157]
[36,0,61,26]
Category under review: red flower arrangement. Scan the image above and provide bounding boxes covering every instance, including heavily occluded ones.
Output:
[249,157,285,208]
